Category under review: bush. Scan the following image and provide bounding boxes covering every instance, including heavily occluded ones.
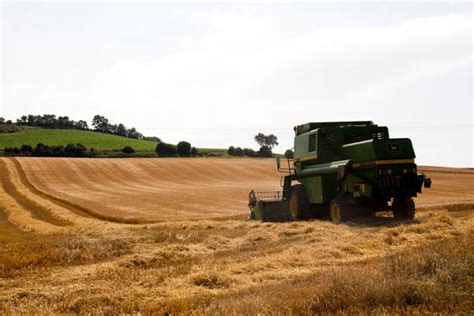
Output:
[191,147,198,156]
[228,146,244,157]
[243,148,258,157]
[234,147,244,156]
[20,144,33,155]
[64,143,88,157]
[156,143,177,157]
[33,143,46,156]
[177,141,191,157]
[4,147,19,156]
[121,146,135,154]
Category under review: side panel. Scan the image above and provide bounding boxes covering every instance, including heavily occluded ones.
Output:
[300,175,338,204]
[342,138,416,162]
[294,130,318,161]
[342,140,376,161]
[300,177,323,203]
[373,138,416,160]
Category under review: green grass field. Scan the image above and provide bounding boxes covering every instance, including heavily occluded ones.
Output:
[0,128,157,151]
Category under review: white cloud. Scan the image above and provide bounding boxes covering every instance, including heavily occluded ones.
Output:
[76,11,471,125]
[2,5,472,165]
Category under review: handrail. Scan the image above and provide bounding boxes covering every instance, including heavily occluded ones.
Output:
[276,157,295,174]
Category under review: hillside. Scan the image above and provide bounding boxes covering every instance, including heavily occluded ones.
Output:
[0,128,158,151]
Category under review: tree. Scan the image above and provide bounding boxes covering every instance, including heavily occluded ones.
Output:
[156,142,177,157]
[127,127,143,140]
[254,133,278,158]
[92,115,110,132]
[191,147,198,156]
[254,133,279,149]
[26,115,37,126]
[109,124,118,135]
[0,117,5,124]
[227,146,236,156]
[284,149,294,159]
[17,115,27,124]
[75,120,89,130]
[115,123,128,137]
[57,116,70,128]
[177,141,191,157]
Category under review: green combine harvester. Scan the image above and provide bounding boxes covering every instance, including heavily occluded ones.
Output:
[249,121,431,223]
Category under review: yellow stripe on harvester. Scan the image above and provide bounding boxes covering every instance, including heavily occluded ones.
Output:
[295,154,318,162]
[352,159,414,168]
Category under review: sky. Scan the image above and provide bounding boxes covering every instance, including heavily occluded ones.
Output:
[1,0,472,167]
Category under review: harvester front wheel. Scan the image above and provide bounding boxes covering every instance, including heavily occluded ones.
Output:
[288,185,311,220]
[392,198,415,220]
[329,196,356,224]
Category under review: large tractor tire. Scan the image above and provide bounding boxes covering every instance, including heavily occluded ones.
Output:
[329,195,357,224]
[288,185,311,220]
[392,198,415,220]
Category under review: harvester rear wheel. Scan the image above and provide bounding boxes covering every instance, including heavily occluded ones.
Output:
[288,185,311,220]
[392,198,415,220]
[329,195,356,224]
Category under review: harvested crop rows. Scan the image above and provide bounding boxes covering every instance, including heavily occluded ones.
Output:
[14,157,282,222]
[0,157,473,314]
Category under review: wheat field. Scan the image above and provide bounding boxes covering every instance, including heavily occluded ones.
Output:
[0,157,473,314]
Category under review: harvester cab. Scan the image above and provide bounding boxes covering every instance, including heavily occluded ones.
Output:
[249,121,431,223]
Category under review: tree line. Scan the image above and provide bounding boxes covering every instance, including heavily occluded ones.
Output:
[91,115,143,139]
[4,141,199,158]
[1,114,147,140]
[2,115,296,158]
[13,114,89,130]
[4,143,93,157]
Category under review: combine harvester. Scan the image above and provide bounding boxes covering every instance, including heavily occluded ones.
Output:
[249,121,431,223]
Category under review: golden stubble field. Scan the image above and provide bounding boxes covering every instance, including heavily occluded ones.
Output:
[0,157,473,314]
